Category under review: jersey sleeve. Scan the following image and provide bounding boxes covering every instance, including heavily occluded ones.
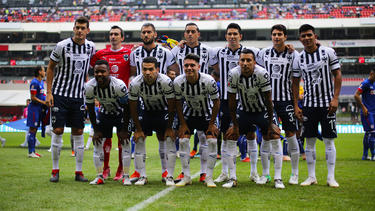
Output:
[174,79,182,100]
[256,48,266,67]
[130,50,136,67]
[50,42,63,63]
[29,80,39,95]
[84,82,95,104]
[116,81,129,105]
[165,49,176,67]
[90,51,100,68]
[171,45,180,58]
[358,80,368,94]
[210,47,221,66]
[292,55,302,78]
[208,77,219,100]
[227,69,238,94]
[327,47,341,71]
[163,77,175,99]
[260,71,271,92]
[128,80,139,101]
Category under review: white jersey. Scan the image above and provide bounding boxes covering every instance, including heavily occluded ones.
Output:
[292,45,341,108]
[171,43,216,74]
[130,45,176,75]
[227,65,271,112]
[174,73,219,117]
[85,76,128,115]
[211,45,260,100]
[128,73,174,111]
[257,46,299,102]
[50,38,95,99]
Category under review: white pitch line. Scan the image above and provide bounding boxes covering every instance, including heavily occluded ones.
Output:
[127,160,222,211]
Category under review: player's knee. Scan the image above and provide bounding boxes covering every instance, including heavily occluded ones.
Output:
[71,128,83,135]
[246,132,255,140]
[285,130,296,138]
[53,128,64,135]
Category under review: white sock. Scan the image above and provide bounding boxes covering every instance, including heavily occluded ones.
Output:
[179,137,191,177]
[198,131,208,174]
[323,138,336,180]
[270,139,282,180]
[51,132,63,170]
[305,137,317,178]
[206,138,217,178]
[73,135,84,172]
[86,128,94,148]
[227,140,237,180]
[260,138,271,176]
[221,140,228,175]
[134,137,146,177]
[166,137,177,178]
[93,138,104,174]
[287,135,300,176]
[122,141,131,175]
[158,139,167,173]
[247,138,258,175]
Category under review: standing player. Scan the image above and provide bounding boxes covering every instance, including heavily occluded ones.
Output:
[212,23,260,183]
[26,66,46,158]
[354,69,375,160]
[292,24,342,188]
[257,24,300,184]
[129,57,176,186]
[90,25,132,181]
[225,49,284,188]
[85,60,131,185]
[46,16,95,182]
[174,53,220,188]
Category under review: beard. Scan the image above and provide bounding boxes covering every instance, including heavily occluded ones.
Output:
[142,37,154,45]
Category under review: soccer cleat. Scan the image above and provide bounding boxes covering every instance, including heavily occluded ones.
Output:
[47,147,51,152]
[85,146,90,150]
[28,152,39,158]
[300,177,318,186]
[301,153,306,160]
[283,155,291,161]
[274,179,285,189]
[90,176,104,185]
[289,174,299,185]
[50,169,59,182]
[222,178,237,188]
[166,177,175,186]
[190,150,197,158]
[175,176,192,187]
[103,168,111,180]
[174,172,184,183]
[134,177,148,186]
[199,173,206,183]
[161,170,168,183]
[217,154,221,160]
[113,170,123,181]
[214,173,229,183]
[327,178,339,188]
[34,152,42,157]
[256,175,271,185]
[20,143,27,147]
[176,151,180,158]
[249,173,260,183]
[122,175,132,186]
[130,171,140,183]
[71,150,75,157]
[75,171,88,182]
[205,176,216,188]
[0,137,6,147]
[241,157,250,162]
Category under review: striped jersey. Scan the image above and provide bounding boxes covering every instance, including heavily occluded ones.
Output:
[257,47,299,102]
[227,65,271,112]
[292,45,341,108]
[211,45,260,100]
[130,45,176,75]
[85,76,128,115]
[50,38,95,99]
[174,73,219,117]
[128,73,174,111]
[171,43,216,74]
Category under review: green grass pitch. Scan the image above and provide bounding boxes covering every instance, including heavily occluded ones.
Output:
[0,132,374,210]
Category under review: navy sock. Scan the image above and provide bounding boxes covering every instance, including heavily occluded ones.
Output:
[363,132,369,159]
[28,131,36,154]
[238,136,247,159]
[283,138,288,156]
[131,136,135,154]
[368,132,375,158]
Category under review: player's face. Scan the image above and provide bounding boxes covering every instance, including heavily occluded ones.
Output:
[299,30,317,49]
[141,26,157,45]
[225,28,242,46]
[39,67,46,78]
[369,71,375,81]
[94,64,110,87]
[73,22,90,42]
[239,53,256,77]
[184,25,200,44]
[109,28,124,46]
[271,29,287,46]
[184,59,200,81]
[167,71,176,81]
[142,62,159,84]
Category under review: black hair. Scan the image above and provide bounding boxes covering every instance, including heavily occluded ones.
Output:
[34,65,43,77]
[110,25,124,38]
[299,24,315,34]
[141,23,156,32]
[94,60,109,70]
[185,22,200,32]
[240,48,256,59]
[271,24,287,36]
[143,56,160,68]
[184,53,200,64]
[75,16,89,28]
[226,23,242,35]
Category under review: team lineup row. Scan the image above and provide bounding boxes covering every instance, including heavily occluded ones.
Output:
[26,16,342,189]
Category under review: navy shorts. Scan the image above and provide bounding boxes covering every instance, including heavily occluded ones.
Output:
[219,99,231,133]
[238,110,278,136]
[185,116,213,136]
[302,107,337,139]
[51,95,85,129]
[27,104,42,128]
[140,110,168,136]
[361,112,375,132]
[274,101,298,132]
[97,113,127,138]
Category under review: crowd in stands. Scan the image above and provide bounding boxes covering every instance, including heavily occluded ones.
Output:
[0,3,374,22]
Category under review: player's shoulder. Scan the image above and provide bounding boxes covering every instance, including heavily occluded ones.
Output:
[111,76,126,86]
[158,45,172,52]
[244,46,260,54]
[174,74,186,84]
[85,78,97,91]
[158,73,171,81]
[259,46,272,54]
[130,75,143,86]
[131,46,143,54]
[200,72,215,82]
[229,66,241,75]
[85,39,95,47]
[56,38,72,47]
[254,64,267,75]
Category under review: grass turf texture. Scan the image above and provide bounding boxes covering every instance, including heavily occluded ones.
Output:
[0,132,374,210]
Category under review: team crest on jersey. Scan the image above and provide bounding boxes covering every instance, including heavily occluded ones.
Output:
[271,64,282,79]
[285,105,294,112]
[287,54,293,62]
[157,48,164,59]
[229,62,237,70]
[311,70,322,86]
[111,65,119,73]
[74,61,83,73]
[123,54,129,61]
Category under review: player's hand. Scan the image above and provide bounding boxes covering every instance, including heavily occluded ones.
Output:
[206,123,219,138]
[267,123,281,138]
[93,131,103,146]
[363,107,369,117]
[285,44,295,53]
[118,129,130,145]
[328,98,338,115]
[224,126,240,140]
[178,124,190,138]
[294,106,303,122]
[164,127,175,141]
[133,130,145,143]
[46,93,54,107]
[178,40,187,48]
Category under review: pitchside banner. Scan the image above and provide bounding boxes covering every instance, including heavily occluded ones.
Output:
[0,119,366,134]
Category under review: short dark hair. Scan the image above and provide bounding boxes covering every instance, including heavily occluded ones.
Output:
[143,56,159,68]
[34,65,43,77]
[94,60,109,70]
[240,48,256,59]
[111,25,124,38]
[226,23,242,35]
[141,23,156,32]
[75,16,89,28]
[271,24,287,36]
[299,24,315,34]
[184,53,200,64]
[185,23,200,32]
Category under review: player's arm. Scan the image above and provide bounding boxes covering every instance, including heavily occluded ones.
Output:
[30,90,46,106]
[175,99,189,137]
[164,98,176,140]
[118,101,131,144]
[292,76,302,121]
[225,92,240,140]
[354,89,368,116]
[46,60,57,107]
[262,89,280,138]
[87,102,102,145]
[329,68,342,115]
[207,98,220,138]
[129,99,145,142]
